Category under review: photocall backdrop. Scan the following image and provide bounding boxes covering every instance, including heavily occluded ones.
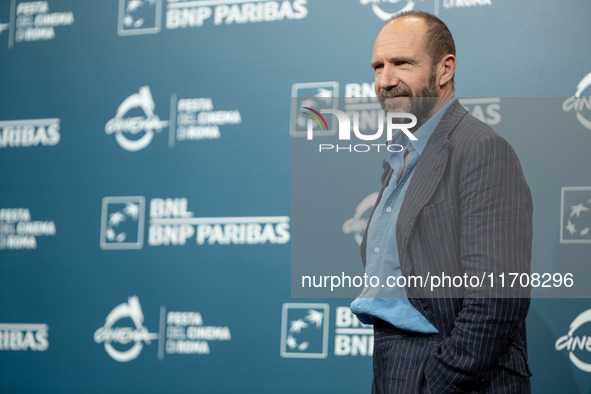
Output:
[1,0,591,393]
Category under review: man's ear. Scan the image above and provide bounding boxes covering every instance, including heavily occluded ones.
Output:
[438,54,456,87]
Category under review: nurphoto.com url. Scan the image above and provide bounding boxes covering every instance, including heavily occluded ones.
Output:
[300,272,574,292]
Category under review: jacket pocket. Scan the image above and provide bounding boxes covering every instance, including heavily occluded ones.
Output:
[420,199,447,219]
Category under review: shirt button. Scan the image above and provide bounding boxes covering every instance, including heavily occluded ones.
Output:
[374,247,380,253]
[386,207,392,213]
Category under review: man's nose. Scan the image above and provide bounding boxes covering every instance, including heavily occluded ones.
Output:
[377,64,400,92]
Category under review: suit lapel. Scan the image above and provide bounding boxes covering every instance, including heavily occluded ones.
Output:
[397,100,468,276]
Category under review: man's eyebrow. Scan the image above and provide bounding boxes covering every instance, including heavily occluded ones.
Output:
[371,56,415,69]
[388,56,415,64]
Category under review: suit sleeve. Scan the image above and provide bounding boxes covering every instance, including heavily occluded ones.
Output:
[423,135,533,393]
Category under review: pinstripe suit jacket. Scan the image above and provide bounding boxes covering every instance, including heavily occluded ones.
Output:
[361,99,533,393]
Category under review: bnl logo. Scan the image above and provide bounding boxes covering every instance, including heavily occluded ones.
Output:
[100,196,145,250]
[560,187,591,244]
[118,0,162,36]
[280,303,329,359]
[291,82,339,138]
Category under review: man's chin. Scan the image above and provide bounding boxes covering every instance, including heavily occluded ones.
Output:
[382,96,411,113]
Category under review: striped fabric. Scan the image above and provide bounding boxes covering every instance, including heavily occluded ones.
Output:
[361,99,533,393]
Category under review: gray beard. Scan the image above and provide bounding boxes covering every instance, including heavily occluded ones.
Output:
[379,71,439,128]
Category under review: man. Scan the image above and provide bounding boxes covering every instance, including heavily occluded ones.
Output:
[350,12,533,393]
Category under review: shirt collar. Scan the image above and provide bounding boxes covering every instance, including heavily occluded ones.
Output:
[409,99,454,155]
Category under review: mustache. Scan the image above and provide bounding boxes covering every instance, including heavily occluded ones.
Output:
[378,88,413,98]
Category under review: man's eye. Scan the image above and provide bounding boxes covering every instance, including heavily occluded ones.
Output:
[395,61,407,66]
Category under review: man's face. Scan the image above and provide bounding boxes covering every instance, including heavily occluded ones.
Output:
[372,17,439,123]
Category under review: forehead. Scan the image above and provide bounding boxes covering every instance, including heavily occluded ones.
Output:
[373,17,429,59]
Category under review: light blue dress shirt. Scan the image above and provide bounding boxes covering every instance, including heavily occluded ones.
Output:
[350,101,453,333]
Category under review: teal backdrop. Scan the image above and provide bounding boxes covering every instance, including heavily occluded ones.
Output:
[1,0,591,393]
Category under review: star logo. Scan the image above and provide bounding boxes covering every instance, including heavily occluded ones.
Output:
[100,196,145,249]
[280,303,329,358]
[118,0,161,36]
[291,82,339,138]
[561,187,591,243]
